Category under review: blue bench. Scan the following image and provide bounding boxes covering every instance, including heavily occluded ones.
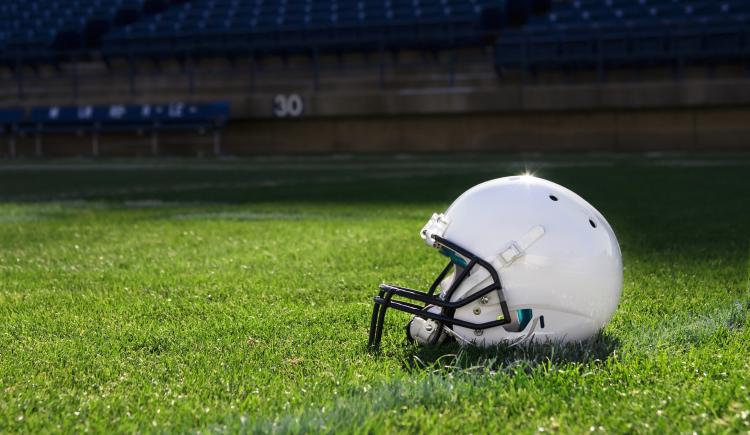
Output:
[10,101,229,156]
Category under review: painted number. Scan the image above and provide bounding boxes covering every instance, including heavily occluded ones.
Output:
[168,102,185,118]
[273,94,304,118]
[109,105,126,119]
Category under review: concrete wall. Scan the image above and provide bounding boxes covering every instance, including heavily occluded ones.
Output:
[220,107,750,154]
[5,105,748,157]
[3,54,750,155]
[222,78,750,153]
[234,79,750,118]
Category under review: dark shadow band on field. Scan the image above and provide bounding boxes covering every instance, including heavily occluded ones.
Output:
[1,158,748,239]
[0,155,749,207]
[1,161,748,248]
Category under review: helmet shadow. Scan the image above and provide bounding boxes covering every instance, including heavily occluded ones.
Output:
[400,332,620,372]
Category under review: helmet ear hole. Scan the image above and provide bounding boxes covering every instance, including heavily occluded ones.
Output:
[549,194,558,201]
[589,218,597,228]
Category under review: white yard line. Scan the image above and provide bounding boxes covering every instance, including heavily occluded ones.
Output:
[0,155,747,173]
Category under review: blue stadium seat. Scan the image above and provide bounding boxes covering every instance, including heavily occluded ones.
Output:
[0,108,24,137]
[494,32,523,66]
[8,0,744,71]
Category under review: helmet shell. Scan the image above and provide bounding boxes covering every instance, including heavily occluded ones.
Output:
[442,176,622,344]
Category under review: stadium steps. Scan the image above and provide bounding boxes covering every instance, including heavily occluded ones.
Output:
[2,58,747,108]
[0,66,504,106]
[0,48,504,104]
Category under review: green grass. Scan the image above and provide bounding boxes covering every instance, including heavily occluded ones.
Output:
[0,154,749,433]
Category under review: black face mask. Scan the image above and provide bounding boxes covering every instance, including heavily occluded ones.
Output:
[367,235,512,350]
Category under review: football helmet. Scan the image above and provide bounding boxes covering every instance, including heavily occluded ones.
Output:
[368,175,622,349]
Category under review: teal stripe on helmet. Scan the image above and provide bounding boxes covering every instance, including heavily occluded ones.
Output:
[439,247,468,267]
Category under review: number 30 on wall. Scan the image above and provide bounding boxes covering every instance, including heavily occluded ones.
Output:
[273,94,304,118]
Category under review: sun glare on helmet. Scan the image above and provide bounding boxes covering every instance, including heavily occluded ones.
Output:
[519,171,536,181]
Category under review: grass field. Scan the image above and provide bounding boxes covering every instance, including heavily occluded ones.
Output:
[0,154,749,433]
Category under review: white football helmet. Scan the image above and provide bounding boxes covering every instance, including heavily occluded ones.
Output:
[368,175,622,349]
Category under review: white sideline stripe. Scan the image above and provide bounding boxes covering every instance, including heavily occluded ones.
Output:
[637,159,750,167]
[398,86,474,95]
[170,211,317,221]
[628,301,749,350]
[0,156,748,173]
[0,160,617,172]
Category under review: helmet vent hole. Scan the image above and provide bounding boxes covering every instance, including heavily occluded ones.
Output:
[589,218,597,228]
[549,195,558,201]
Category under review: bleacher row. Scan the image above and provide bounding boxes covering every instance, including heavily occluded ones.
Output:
[101,0,550,55]
[496,0,750,72]
[0,0,548,61]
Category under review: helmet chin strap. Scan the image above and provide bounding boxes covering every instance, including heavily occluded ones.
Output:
[497,225,546,267]
[442,325,471,345]
[442,225,546,303]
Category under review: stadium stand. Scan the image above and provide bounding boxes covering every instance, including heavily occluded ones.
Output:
[0,0,549,156]
[495,0,750,78]
[2,1,750,156]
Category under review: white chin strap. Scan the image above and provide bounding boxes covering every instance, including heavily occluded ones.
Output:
[443,225,545,303]
[498,225,546,267]
[408,305,448,345]
[409,225,546,346]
